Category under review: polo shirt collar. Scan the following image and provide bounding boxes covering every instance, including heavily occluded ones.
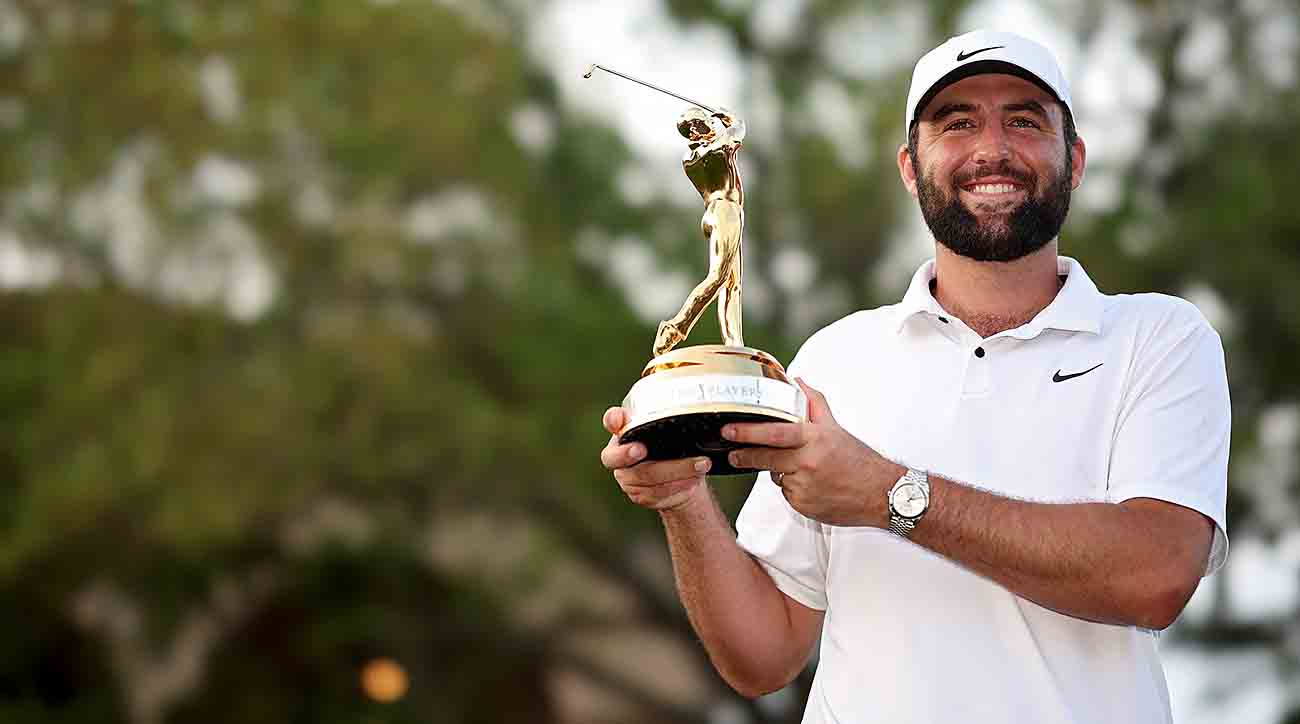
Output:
[894,255,1104,336]
[894,259,948,330]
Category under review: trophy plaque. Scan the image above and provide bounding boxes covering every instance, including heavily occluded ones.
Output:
[585,65,806,475]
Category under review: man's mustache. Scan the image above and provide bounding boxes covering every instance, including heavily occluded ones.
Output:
[952,163,1034,187]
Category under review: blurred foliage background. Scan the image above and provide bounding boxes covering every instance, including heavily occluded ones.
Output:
[1,0,1298,722]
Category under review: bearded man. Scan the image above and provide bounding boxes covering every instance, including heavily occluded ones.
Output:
[601,30,1229,724]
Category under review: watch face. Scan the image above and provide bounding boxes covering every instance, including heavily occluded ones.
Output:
[891,483,927,518]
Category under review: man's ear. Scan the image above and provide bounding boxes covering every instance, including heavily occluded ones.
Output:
[1069,134,1087,189]
[898,143,919,198]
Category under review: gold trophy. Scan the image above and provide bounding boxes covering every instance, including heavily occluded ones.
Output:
[585,65,806,475]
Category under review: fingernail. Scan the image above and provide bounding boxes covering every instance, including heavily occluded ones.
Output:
[694,458,711,473]
[630,444,646,460]
[721,426,734,440]
[728,451,740,466]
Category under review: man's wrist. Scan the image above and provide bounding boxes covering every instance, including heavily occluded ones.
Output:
[656,478,712,517]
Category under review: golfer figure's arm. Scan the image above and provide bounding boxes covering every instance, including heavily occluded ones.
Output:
[600,407,823,696]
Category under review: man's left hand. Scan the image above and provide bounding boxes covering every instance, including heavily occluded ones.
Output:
[724,379,906,527]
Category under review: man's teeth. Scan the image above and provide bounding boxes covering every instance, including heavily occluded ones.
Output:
[969,183,1020,194]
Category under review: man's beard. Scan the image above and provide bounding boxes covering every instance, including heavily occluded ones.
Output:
[916,159,1072,263]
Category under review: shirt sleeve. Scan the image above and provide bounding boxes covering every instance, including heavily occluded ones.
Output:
[1106,311,1231,576]
[737,471,830,610]
[735,354,831,611]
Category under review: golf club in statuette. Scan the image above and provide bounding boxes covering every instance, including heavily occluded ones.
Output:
[584,64,806,475]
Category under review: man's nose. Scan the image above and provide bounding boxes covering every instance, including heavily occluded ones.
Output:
[971,123,1011,164]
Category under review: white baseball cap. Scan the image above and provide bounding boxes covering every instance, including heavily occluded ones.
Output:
[905,30,1073,135]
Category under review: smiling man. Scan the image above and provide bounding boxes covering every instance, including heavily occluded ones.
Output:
[600,30,1230,724]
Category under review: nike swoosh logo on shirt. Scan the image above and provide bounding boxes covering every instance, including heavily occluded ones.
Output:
[956,46,1004,62]
[1052,363,1103,383]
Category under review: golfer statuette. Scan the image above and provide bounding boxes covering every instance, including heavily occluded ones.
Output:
[584,65,806,474]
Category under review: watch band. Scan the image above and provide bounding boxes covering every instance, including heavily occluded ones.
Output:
[887,516,917,537]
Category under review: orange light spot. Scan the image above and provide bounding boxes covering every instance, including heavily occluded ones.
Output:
[361,657,409,703]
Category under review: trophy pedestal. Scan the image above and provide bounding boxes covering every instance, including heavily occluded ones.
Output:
[619,345,806,475]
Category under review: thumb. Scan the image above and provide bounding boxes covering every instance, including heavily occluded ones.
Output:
[603,406,627,435]
[795,378,835,424]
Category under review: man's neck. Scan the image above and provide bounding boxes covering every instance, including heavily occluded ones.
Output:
[931,242,1062,338]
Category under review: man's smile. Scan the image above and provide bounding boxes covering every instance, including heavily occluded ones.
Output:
[958,176,1027,199]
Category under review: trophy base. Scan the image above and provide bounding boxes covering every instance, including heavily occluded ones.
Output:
[621,409,798,476]
[619,345,806,476]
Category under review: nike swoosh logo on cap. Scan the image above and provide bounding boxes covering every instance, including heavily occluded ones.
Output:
[1052,363,1103,383]
[956,46,1004,62]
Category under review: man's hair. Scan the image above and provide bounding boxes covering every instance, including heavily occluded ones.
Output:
[907,102,1078,176]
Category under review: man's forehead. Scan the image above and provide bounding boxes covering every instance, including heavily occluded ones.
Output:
[922,74,1058,118]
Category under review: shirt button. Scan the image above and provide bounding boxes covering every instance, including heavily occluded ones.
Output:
[974,346,985,358]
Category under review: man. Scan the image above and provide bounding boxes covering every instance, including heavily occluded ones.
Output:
[600,30,1229,724]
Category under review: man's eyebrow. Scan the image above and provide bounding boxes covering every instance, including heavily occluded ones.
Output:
[928,103,977,122]
[1003,100,1049,117]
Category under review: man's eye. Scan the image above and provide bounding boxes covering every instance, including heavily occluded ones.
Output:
[1009,117,1040,128]
[944,119,974,131]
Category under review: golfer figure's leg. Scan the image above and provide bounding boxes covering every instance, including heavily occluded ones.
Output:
[655,257,727,356]
[654,202,740,356]
[718,247,742,348]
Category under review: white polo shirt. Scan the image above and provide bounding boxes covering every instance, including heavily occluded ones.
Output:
[736,256,1230,724]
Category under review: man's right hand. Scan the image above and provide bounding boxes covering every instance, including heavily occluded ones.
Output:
[600,407,711,511]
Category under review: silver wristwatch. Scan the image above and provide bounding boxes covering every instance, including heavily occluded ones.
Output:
[887,468,930,538]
